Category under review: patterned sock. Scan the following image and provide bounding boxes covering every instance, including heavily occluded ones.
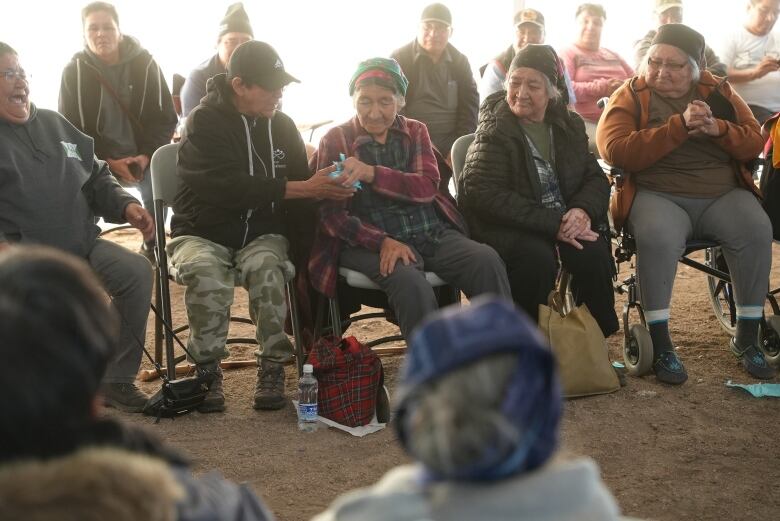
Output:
[648,320,674,359]
[735,318,760,349]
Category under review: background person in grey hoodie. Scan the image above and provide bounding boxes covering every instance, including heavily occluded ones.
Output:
[0,41,155,412]
[58,1,177,251]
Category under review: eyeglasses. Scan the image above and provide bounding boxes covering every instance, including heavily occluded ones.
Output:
[647,58,687,72]
[1,69,28,82]
[421,22,450,35]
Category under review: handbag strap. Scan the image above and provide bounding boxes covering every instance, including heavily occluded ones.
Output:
[546,290,566,318]
[94,73,145,135]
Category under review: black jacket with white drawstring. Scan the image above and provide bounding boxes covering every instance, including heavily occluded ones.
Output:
[172,73,311,250]
[58,36,177,161]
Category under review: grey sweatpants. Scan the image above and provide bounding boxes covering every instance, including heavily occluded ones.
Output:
[340,229,512,339]
[88,238,153,383]
[628,189,772,323]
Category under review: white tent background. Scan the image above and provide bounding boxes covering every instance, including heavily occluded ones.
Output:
[2,0,748,138]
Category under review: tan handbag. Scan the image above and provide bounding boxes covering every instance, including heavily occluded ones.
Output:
[538,291,620,398]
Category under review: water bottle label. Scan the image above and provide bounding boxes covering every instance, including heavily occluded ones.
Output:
[299,403,318,421]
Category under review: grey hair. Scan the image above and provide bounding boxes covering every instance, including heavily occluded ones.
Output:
[504,71,562,105]
[639,44,701,82]
[351,78,406,109]
[404,353,521,477]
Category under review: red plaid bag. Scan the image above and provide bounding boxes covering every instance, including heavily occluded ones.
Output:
[306,335,384,427]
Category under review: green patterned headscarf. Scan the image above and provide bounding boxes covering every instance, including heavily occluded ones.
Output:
[348,57,409,96]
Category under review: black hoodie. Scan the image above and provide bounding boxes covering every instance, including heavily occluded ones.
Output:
[172,74,310,249]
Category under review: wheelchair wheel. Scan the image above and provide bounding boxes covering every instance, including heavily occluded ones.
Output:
[705,248,737,336]
[624,324,654,376]
[759,315,780,367]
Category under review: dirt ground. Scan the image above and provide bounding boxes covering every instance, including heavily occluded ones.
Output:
[105,228,780,521]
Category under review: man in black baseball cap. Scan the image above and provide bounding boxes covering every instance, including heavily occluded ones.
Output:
[227,40,299,92]
[173,40,354,414]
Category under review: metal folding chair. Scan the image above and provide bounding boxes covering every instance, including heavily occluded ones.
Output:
[149,143,306,379]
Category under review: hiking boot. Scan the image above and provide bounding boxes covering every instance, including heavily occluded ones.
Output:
[197,365,225,413]
[730,338,777,380]
[101,382,150,413]
[653,351,688,385]
[253,360,286,410]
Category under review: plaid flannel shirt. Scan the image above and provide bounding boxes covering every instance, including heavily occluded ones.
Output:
[308,115,466,297]
[352,133,448,247]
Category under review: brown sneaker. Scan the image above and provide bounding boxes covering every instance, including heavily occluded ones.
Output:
[197,366,225,413]
[101,382,150,413]
[253,360,286,410]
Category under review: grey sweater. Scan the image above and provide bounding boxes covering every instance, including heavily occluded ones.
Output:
[312,458,639,521]
[0,105,137,257]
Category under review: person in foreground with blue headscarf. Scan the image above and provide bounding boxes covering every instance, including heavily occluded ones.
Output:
[312,296,638,521]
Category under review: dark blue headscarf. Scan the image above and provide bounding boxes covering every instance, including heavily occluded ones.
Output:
[394,296,562,482]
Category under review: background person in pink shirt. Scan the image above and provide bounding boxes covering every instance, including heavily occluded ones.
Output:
[559,3,633,152]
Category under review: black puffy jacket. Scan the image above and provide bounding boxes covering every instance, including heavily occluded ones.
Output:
[457,92,609,257]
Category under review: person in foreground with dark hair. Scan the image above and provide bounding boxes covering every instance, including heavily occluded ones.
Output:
[0,40,154,412]
[313,296,638,521]
[0,246,275,521]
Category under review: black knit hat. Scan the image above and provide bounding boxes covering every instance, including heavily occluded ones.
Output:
[508,44,570,105]
[651,23,705,65]
[219,3,253,39]
[228,41,299,90]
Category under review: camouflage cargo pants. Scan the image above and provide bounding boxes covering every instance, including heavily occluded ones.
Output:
[166,234,295,364]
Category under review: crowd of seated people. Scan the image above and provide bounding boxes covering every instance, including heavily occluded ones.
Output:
[2,0,780,517]
[2,0,776,403]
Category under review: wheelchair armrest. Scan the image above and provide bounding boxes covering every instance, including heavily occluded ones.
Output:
[599,160,626,188]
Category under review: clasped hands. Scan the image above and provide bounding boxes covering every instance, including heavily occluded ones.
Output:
[683,100,719,137]
[556,208,597,250]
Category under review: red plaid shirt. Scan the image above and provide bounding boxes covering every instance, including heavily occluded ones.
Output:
[308,115,466,297]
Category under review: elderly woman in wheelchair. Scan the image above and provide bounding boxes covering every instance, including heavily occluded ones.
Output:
[457,44,619,337]
[597,24,776,384]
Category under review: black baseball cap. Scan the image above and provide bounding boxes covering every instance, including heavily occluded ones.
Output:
[227,41,300,90]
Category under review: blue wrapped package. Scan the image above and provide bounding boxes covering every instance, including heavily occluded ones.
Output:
[329,153,362,189]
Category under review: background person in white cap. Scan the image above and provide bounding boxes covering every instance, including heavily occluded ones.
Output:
[633,0,726,76]
[180,3,254,119]
[479,9,577,104]
[391,3,478,157]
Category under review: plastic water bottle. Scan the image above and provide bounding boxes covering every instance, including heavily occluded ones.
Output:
[298,364,319,432]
